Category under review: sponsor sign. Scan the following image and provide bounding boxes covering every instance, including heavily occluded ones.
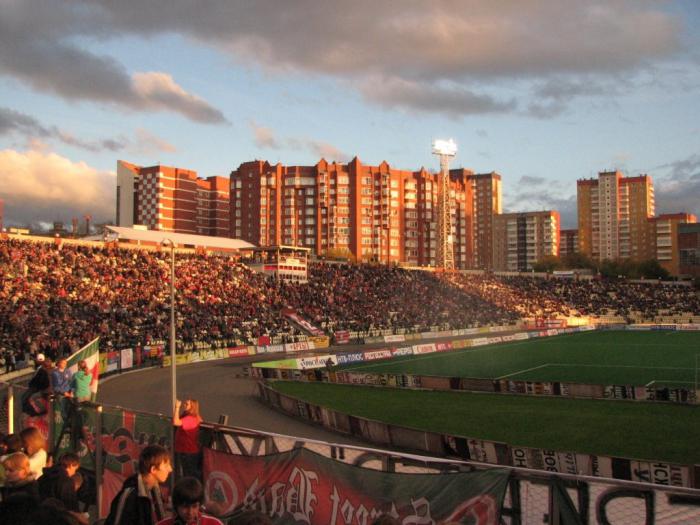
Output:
[309,336,330,349]
[297,355,337,370]
[336,352,365,364]
[435,342,453,352]
[228,346,249,358]
[285,341,310,353]
[412,343,437,355]
[472,338,489,347]
[364,349,392,361]
[203,447,510,524]
[384,334,406,343]
[391,346,413,357]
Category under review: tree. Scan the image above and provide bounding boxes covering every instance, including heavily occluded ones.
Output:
[532,255,561,272]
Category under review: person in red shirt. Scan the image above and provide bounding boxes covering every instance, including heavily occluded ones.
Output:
[173,399,202,480]
[156,477,222,525]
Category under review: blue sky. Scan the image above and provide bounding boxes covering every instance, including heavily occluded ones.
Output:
[1,1,699,229]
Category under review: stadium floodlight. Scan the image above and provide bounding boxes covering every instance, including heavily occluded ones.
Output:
[161,238,177,413]
[432,138,457,157]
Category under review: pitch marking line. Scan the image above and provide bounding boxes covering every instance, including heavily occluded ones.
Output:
[496,363,551,380]
[646,379,695,387]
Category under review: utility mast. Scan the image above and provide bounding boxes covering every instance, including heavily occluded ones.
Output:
[432,139,457,270]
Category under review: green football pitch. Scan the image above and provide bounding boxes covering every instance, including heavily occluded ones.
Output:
[341,330,700,388]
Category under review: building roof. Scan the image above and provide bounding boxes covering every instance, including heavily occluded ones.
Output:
[106,226,256,250]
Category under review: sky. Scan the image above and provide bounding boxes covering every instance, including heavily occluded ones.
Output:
[1,1,699,230]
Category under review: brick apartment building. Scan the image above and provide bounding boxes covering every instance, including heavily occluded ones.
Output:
[577,170,655,261]
[649,213,697,276]
[559,229,578,258]
[492,211,560,271]
[116,161,229,236]
[229,157,505,269]
[679,223,700,277]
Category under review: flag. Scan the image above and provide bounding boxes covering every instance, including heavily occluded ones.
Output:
[66,337,100,398]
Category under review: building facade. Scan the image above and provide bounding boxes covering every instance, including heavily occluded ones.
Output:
[559,229,578,258]
[577,171,655,261]
[229,158,482,268]
[492,211,560,271]
[649,213,697,276]
[679,223,700,277]
[470,173,502,270]
[117,161,229,236]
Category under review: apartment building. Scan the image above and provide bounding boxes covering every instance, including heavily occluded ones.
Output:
[559,229,578,258]
[679,223,700,277]
[577,170,655,261]
[470,172,502,270]
[229,157,479,268]
[116,161,229,235]
[492,211,560,271]
[648,213,697,276]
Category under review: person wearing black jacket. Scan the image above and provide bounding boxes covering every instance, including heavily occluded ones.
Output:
[104,444,172,525]
[38,452,80,511]
[1,452,39,503]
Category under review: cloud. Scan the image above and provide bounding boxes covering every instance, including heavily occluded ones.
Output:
[0,148,114,225]
[131,72,227,124]
[0,4,226,124]
[359,77,516,116]
[133,129,177,155]
[0,1,685,118]
[652,154,700,218]
[249,120,282,149]
[250,120,349,161]
[0,106,129,152]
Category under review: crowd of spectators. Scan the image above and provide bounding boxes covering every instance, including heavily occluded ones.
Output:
[2,238,700,364]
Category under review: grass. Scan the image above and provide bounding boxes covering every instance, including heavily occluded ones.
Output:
[342,330,700,387]
[271,381,700,464]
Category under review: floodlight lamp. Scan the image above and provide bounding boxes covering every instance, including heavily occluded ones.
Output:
[432,138,457,156]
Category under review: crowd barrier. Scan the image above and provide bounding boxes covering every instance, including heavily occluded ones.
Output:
[3,379,700,524]
[257,382,700,495]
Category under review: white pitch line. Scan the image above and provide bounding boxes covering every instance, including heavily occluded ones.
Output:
[547,363,695,371]
[496,363,551,380]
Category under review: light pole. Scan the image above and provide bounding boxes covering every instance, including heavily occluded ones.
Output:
[161,239,177,412]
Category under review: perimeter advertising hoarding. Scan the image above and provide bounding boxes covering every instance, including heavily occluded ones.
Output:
[363,349,392,360]
[203,447,510,524]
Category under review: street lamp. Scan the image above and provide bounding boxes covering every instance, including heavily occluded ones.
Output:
[161,239,177,412]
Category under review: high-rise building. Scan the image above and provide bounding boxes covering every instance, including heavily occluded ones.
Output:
[679,223,700,278]
[116,161,229,235]
[492,211,560,271]
[559,229,578,258]
[577,171,655,261]
[648,213,697,276]
[230,158,478,268]
[470,173,502,270]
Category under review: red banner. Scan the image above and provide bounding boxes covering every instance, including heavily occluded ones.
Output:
[203,447,509,524]
[334,331,350,344]
[228,346,249,358]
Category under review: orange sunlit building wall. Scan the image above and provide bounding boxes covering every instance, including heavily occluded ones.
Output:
[230,158,477,268]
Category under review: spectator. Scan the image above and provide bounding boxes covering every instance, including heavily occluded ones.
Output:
[173,398,202,480]
[70,360,91,402]
[20,426,47,480]
[156,477,223,525]
[38,452,80,512]
[1,452,39,502]
[51,358,72,397]
[104,444,172,525]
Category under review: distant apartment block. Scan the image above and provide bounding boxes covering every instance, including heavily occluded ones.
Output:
[559,229,578,258]
[649,213,697,276]
[229,157,486,268]
[116,161,229,236]
[493,211,560,271]
[470,172,502,270]
[679,223,700,277]
[577,171,655,261]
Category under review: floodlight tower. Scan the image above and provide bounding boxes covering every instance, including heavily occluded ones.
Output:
[432,139,457,270]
